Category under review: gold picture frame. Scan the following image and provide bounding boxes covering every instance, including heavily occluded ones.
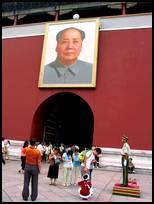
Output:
[38,18,99,88]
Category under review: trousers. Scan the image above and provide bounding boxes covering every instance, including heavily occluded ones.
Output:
[63,167,72,185]
[122,155,129,186]
[22,164,39,201]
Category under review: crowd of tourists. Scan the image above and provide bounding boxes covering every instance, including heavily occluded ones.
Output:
[2,135,134,201]
[17,139,102,201]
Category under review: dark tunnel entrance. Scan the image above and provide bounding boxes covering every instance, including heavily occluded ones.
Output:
[32,92,94,148]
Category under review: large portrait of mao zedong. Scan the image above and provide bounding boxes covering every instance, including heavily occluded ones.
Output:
[38,18,99,88]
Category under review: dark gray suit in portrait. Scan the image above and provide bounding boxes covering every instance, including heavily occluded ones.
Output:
[43,58,93,84]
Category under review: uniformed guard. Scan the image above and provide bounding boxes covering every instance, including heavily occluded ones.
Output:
[121,134,130,186]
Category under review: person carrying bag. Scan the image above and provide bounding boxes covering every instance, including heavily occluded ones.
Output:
[47,148,62,185]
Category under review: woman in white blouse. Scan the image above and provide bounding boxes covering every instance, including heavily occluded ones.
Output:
[62,149,73,186]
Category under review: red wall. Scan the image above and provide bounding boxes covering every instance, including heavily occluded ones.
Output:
[2,28,152,150]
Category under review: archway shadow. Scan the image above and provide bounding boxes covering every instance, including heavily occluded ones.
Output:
[31,92,94,148]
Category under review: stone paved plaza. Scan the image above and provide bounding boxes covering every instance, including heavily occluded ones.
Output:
[2,160,152,202]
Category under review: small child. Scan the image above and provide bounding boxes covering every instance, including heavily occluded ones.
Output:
[128,158,135,173]
[78,174,93,200]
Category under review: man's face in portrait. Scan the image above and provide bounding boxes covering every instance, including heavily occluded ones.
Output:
[56,28,83,66]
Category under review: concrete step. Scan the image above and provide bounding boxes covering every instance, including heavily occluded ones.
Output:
[94,165,152,175]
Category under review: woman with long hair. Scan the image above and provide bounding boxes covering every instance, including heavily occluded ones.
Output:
[47,147,62,185]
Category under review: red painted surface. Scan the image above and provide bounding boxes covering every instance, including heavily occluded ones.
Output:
[2,28,152,150]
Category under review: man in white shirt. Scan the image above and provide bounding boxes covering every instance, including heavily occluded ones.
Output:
[82,147,102,181]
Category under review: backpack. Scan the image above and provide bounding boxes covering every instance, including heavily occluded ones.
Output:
[79,150,92,163]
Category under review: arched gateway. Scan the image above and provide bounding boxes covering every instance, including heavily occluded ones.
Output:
[31,92,94,147]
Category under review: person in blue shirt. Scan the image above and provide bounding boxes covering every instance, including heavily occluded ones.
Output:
[72,148,81,185]
[62,149,73,186]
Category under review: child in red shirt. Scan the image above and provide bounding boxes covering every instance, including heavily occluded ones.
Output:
[78,173,93,200]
